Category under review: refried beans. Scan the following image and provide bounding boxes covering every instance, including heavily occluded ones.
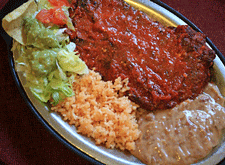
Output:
[131,83,225,165]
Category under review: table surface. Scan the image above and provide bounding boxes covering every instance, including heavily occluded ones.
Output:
[0,0,225,165]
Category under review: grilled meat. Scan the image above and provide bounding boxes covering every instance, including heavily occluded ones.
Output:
[68,0,215,111]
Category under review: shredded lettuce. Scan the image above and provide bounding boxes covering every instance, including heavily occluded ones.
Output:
[57,50,89,74]
[15,40,88,105]
[24,16,69,49]
[15,14,88,105]
[36,0,53,10]
[62,6,75,31]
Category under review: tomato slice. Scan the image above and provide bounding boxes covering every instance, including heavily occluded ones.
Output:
[51,7,67,25]
[36,7,67,26]
[36,9,52,24]
[36,0,71,26]
[48,0,70,7]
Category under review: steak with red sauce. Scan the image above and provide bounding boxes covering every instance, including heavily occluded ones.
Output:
[68,0,215,111]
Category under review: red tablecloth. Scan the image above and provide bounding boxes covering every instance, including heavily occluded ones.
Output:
[1,0,225,165]
[0,0,8,10]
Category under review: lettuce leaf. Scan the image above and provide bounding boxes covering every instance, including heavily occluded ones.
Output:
[57,47,89,74]
[15,40,88,105]
[24,16,69,49]
[62,6,75,31]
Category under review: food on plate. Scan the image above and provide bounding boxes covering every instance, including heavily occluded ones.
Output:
[2,0,225,165]
[69,0,215,111]
[51,70,140,151]
[4,0,88,105]
[131,83,225,165]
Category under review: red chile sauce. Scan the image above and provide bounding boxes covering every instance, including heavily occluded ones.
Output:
[69,0,215,111]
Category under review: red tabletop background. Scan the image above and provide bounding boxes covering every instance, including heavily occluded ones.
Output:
[0,0,225,165]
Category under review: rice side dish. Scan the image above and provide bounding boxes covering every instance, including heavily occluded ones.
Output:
[51,70,140,151]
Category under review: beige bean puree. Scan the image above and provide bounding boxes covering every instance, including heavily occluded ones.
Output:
[132,83,225,165]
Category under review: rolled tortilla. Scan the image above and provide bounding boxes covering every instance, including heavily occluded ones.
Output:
[2,0,38,45]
